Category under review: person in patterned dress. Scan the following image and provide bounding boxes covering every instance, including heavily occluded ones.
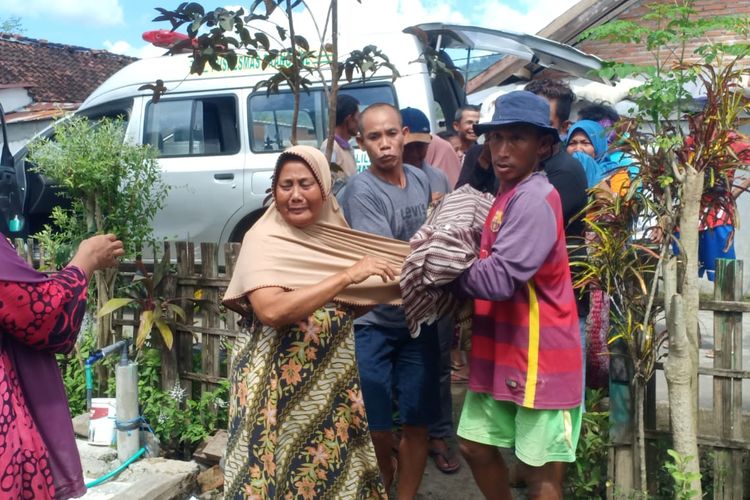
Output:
[0,233,124,499]
[222,145,411,499]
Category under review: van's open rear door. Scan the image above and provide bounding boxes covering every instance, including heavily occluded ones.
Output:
[407,23,608,127]
[412,23,606,83]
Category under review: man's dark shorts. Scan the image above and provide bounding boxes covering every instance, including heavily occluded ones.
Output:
[354,323,441,431]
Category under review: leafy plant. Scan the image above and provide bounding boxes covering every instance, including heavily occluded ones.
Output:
[565,388,610,498]
[57,324,98,417]
[137,346,229,457]
[28,116,165,258]
[97,251,213,350]
[28,116,168,352]
[152,1,399,158]
[1,16,25,34]
[580,2,750,494]
[664,449,701,500]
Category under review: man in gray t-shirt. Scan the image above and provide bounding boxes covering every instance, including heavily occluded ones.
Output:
[339,103,439,497]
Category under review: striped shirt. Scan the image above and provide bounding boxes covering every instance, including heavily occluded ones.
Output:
[400,185,495,336]
[456,173,582,410]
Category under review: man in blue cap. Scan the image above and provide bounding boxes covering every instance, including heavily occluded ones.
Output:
[400,107,459,474]
[452,90,582,498]
[401,107,452,202]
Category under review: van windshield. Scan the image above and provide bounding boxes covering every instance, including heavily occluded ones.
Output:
[247,84,396,153]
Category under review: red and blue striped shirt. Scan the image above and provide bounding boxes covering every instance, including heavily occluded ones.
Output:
[457,172,582,409]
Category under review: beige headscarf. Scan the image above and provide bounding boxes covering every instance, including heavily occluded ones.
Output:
[222,145,410,316]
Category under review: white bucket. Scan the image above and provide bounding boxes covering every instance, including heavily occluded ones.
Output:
[88,398,117,446]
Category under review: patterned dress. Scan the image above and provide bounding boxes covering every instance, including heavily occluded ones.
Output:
[224,304,386,499]
[0,267,88,499]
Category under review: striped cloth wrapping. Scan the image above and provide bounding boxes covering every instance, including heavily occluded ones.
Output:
[401,185,496,337]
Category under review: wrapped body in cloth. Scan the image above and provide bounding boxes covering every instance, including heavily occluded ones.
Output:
[400,185,495,339]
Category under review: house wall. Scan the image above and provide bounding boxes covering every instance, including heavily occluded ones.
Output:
[7,121,53,155]
[577,0,750,68]
[0,88,32,114]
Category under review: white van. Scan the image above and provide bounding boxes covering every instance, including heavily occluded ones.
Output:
[3,24,605,245]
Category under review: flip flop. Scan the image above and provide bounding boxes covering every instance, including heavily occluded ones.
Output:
[451,369,469,383]
[429,445,461,474]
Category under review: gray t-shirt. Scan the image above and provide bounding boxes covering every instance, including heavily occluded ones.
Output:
[409,161,452,195]
[340,164,431,328]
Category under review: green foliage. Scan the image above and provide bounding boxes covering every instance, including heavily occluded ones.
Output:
[153,2,398,83]
[98,251,215,350]
[74,346,229,458]
[571,192,665,385]
[28,116,167,262]
[582,2,750,131]
[137,348,229,457]
[576,0,750,383]
[0,16,25,34]
[664,449,702,500]
[565,389,610,498]
[152,2,398,149]
[577,5,750,496]
[33,206,78,270]
[99,253,180,350]
[58,325,98,417]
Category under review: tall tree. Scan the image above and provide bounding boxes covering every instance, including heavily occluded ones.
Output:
[153,1,398,161]
[582,2,750,495]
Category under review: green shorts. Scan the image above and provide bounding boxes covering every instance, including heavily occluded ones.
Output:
[456,390,581,467]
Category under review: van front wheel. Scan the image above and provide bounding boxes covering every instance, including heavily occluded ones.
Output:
[229,208,267,243]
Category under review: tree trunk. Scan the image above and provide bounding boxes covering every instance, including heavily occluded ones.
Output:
[678,166,704,432]
[287,0,300,146]
[664,258,702,498]
[324,0,339,162]
[633,377,647,492]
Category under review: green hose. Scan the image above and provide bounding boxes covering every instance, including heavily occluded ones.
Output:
[85,446,147,489]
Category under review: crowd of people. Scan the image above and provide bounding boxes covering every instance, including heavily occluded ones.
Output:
[219,79,630,500]
[2,76,744,500]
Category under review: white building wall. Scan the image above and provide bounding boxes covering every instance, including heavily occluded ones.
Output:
[0,88,32,113]
[7,120,54,155]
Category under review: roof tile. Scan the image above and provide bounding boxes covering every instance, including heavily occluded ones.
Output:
[0,33,136,105]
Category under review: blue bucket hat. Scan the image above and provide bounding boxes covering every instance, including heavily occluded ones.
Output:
[474,90,559,142]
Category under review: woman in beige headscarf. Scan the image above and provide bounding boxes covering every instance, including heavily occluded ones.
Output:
[222,145,409,499]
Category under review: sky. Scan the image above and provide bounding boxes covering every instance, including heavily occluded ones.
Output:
[1,0,580,58]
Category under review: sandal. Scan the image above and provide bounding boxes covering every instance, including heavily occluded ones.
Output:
[451,362,469,383]
[429,439,461,474]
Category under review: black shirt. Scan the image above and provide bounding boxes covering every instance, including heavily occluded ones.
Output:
[542,148,589,317]
[542,149,587,238]
[455,144,498,194]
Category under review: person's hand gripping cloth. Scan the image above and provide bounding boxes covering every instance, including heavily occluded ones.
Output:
[401,185,495,337]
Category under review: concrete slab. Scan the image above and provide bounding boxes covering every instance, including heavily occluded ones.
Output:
[77,438,200,500]
[77,439,118,479]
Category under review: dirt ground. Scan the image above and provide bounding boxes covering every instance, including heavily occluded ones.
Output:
[410,384,527,500]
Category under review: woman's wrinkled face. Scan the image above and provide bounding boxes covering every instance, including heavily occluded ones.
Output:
[566,130,596,158]
[274,160,324,228]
